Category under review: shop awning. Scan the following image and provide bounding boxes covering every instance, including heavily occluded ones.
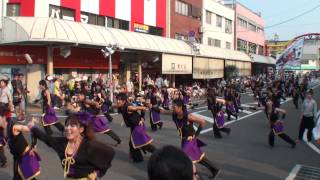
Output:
[1,17,193,56]
[250,54,276,65]
[199,45,251,62]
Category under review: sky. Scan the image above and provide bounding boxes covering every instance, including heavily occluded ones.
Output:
[237,0,320,41]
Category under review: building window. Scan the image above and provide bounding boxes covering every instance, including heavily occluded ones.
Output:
[7,4,20,16]
[61,7,75,21]
[225,18,232,34]
[175,33,187,40]
[216,15,222,27]
[206,10,212,24]
[80,12,105,26]
[149,26,163,36]
[237,17,247,28]
[237,39,247,52]
[248,42,257,54]
[248,23,256,32]
[258,45,264,55]
[226,42,231,49]
[175,0,191,16]
[257,27,264,35]
[106,17,129,30]
[208,38,221,48]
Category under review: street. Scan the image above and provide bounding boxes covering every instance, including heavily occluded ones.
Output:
[0,85,319,180]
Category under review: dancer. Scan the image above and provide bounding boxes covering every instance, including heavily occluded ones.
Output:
[172,99,220,179]
[0,106,41,180]
[39,80,65,135]
[253,98,296,148]
[116,93,156,162]
[77,91,121,145]
[146,87,163,131]
[224,87,238,121]
[207,88,231,139]
[29,112,115,179]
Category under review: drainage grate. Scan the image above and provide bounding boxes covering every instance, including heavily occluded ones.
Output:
[294,165,320,180]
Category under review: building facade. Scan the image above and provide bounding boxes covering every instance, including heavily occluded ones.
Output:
[2,0,167,36]
[170,0,202,42]
[201,0,234,49]
[224,1,265,55]
[265,40,290,59]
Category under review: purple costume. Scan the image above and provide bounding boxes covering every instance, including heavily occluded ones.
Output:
[173,111,206,163]
[7,120,41,180]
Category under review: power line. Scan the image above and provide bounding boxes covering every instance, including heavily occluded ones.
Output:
[265,3,320,29]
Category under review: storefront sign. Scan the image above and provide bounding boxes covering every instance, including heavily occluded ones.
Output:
[193,57,224,79]
[162,54,192,74]
[134,23,150,33]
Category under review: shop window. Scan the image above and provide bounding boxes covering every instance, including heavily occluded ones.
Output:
[206,10,212,24]
[216,15,222,27]
[7,3,20,16]
[225,18,232,33]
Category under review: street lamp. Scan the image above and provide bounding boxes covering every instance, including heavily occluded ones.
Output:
[101,44,124,102]
[24,54,33,118]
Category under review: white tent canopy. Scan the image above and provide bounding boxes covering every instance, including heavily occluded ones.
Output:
[1,17,192,55]
[250,54,276,64]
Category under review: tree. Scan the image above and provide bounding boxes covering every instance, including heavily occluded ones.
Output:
[224,65,239,79]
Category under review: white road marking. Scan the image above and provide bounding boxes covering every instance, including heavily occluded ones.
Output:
[193,96,294,135]
[285,164,301,180]
[303,132,320,155]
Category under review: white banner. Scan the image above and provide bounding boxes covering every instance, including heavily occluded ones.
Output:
[162,54,192,74]
[276,38,304,67]
[193,57,224,79]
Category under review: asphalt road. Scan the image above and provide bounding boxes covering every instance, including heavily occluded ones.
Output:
[0,85,320,180]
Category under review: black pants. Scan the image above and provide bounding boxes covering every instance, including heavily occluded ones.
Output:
[269,130,296,147]
[199,157,220,179]
[293,98,299,109]
[299,116,315,141]
[103,112,113,122]
[129,138,156,162]
[226,109,237,120]
[105,130,121,144]
[0,146,6,165]
[54,95,64,108]
[44,122,65,135]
